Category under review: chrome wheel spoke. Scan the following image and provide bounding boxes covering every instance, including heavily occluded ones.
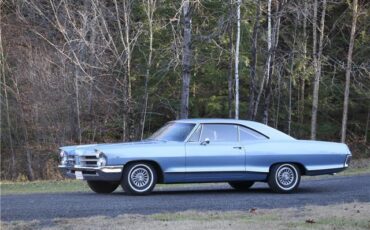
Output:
[277,167,295,186]
[130,167,151,188]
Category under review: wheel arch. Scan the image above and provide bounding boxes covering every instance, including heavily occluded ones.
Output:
[269,162,307,175]
[124,160,164,183]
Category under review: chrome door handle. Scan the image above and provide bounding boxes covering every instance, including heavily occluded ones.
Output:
[233,146,242,149]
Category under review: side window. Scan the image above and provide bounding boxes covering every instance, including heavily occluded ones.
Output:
[239,126,267,141]
[200,124,238,142]
[188,125,201,142]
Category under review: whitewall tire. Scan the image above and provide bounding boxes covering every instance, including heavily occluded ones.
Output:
[121,163,157,195]
[268,163,300,193]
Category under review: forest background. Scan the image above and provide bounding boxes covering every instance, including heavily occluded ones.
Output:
[0,0,369,181]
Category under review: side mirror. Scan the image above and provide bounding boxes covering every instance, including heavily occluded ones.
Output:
[201,138,210,145]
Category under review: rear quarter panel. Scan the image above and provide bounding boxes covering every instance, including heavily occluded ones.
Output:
[243,140,350,174]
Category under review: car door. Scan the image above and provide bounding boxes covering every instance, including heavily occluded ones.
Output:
[238,126,271,177]
[185,124,246,182]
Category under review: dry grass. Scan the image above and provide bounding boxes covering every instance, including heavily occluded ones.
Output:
[1,202,370,230]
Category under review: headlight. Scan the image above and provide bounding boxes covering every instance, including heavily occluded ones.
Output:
[60,151,67,165]
[95,151,107,167]
[97,157,107,167]
[60,150,66,158]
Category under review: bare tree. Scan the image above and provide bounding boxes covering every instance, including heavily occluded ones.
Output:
[180,0,192,119]
[299,1,308,127]
[310,0,327,140]
[251,0,282,124]
[288,21,298,135]
[0,0,17,179]
[341,0,358,143]
[234,0,241,119]
[262,0,283,125]
[248,0,260,120]
[114,0,134,140]
[140,0,157,139]
[227,0,234,118]
[365,108,370,143]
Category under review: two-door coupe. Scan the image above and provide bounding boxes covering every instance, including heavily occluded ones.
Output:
[58,119,352,195]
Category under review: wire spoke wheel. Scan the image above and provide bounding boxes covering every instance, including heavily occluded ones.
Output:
[130,168,150,188]
[277,167,295,187]
[122,163,157,195]
[268,163,301,193]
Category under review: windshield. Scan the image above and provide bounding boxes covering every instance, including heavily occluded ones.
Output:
[149,122,196,142]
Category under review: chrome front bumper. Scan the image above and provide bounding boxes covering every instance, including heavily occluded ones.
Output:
[58,165,123,181]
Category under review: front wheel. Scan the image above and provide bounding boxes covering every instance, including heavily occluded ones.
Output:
[228,181,254,191]
[121,163,157,195]
[268,163,301,193]
[87,181,119,194]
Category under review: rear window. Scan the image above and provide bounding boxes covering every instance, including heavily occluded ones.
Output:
[239,126,267,141]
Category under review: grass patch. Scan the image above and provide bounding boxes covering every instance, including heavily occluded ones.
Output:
[1,202,370,230]
[0,180,89,195]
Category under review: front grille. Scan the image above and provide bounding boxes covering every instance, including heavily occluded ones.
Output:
[79,155,99,167]
[66,156,75,167]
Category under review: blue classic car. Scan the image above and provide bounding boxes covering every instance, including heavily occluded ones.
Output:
[58,119,352,195]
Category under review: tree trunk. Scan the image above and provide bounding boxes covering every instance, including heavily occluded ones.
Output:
[227,0,234,119]
[140,0,156,139]
[124,0,132,140]
[310,0,327,140]
[275,69,281,128]
[341,0,358,143]
[180,0,192,119]
[1,49,17,179]
[234,0,241,119]
[248,0,260,120]
[74,72,82,144]
[262,0,272,124]
[262,0,282,125]
[288,19,298,135]
[365,108,370,143]
[299,1,308,127]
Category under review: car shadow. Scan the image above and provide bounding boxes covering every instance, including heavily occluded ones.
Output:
[151,188,274,195]
[99,186,324,196]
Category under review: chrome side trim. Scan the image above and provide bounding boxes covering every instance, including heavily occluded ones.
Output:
[245,166,269,173]
[305,164,344,171]
[101,167,123,173]
[58,165,123,173]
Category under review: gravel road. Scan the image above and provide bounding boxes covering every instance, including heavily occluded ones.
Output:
[1,174,370,222]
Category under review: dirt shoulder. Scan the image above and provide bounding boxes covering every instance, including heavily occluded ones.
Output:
[1,202,369,230]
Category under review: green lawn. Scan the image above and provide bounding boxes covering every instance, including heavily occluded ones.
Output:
[0,180,90,195]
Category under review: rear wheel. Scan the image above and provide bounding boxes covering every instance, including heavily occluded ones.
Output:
[121,163,157,195]
[228,181,254,191]
[268,163,300,193]
[87,181,119,194]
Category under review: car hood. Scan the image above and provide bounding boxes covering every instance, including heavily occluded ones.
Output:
[60,140,166,156]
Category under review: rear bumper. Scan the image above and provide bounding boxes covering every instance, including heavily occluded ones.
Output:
[58,165,123,181]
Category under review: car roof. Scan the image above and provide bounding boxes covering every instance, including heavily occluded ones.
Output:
[174,118,295,140]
